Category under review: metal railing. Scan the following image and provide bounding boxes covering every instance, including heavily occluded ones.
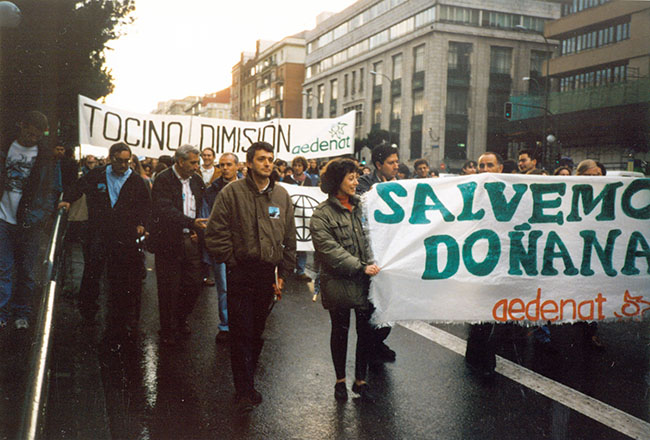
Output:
[18,206,68,440]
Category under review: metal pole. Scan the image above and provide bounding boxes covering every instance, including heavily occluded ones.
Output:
[542,34,551,170]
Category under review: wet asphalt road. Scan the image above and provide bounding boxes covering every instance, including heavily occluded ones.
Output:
[20,250,650,439]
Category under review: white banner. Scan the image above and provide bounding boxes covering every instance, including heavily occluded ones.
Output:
[78,95,355,161]
[364,174,650,325]
[278,182,327,252]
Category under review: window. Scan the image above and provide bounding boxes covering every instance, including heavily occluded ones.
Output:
[389,17,414,40]
[415,7,436,27]
[446,88,468,115]
[369,30,389,50]
[448,42,471,73]
[373,61,383,86]
[392,54,402,80]
[318,84,325,104]
[360,68,365,92]
[330,79,338,100]
[352,71,356,95]
[414,45,425,73]
[373,101,382,125]
[391,96,401,121]
[439,5,479,25]
[490,47,512,74]
[413,90,424,116]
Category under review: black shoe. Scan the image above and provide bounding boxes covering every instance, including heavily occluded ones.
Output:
[465,359,496,381]
[296,273,312,282]
[249,389,262,406]
[235,390,262,413]
[352,382,376,401]
[378,342,396,362]
[215,331,229,343]
[334,382,348,401]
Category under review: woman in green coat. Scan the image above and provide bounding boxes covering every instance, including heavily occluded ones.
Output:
[310,158,381,401]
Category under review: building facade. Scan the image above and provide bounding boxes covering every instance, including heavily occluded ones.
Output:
[153,87,232,119]
[507,0,650,171]
[303,0,561,170]
[231,35,306,122]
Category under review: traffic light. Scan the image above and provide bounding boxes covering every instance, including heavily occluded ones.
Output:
[504,102,513,120]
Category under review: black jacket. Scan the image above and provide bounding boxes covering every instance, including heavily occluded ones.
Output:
[0,141,56,229]
[149,167,205,255]
[63,165,151,248]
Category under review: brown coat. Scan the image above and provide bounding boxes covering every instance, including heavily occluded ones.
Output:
[205,174,296,280]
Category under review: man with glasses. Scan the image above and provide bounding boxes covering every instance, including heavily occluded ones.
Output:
[59,142,151,347]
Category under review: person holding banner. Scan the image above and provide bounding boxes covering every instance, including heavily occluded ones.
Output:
[311,158,381,401]
[356,143,399,364]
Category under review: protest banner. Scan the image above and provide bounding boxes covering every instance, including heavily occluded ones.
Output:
[78,95,355,160]
[278,182,327,252]
[364,174,650,325]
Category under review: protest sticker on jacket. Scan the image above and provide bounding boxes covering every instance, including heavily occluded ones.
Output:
[78,95,354,161]
[279,182,327,252]
[364,174,650,325]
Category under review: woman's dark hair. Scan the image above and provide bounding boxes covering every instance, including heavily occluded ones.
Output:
[321,159,358,196]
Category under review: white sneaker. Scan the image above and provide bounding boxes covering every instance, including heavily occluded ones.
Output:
[15,318,29,329]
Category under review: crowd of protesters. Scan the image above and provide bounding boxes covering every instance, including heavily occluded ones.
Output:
[0,109,630,413]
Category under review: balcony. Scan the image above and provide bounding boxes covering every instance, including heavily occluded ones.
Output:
[510,77,650,120]
[447,69,470,88]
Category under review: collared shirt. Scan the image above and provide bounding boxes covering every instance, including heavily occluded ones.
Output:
[200,165,215,185]
[106,165,132,208]
[172,165,196,218]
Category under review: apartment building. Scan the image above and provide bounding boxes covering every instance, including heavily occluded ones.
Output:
[303,0,560,169]
[507,0,649,170]
[231,34,306,122]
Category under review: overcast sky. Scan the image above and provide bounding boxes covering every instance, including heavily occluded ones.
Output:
[103,0,356,113]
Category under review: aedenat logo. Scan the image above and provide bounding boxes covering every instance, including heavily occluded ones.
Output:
[291,122,351,154]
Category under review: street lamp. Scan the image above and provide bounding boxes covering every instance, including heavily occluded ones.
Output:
[516,24,553,169]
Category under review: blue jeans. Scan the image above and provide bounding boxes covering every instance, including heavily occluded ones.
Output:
[0,219,41,320]
[212,260,228,332]
[296,251,307,275]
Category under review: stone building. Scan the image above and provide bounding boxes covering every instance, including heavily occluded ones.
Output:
[303,0,561,170]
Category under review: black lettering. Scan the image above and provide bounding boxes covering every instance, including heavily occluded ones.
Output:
[200,124,215,151]
[103,112,122,142]
[277,124,291,153]
[148,121,165,150]
[166,122,183,150]
[124,117,141,147]
[84,103,102,137]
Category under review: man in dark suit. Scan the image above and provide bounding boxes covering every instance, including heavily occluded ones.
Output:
[149,144,208,345]
[59,142,151,345]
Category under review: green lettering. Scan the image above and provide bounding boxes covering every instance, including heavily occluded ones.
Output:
[374,182,407,224]
[621,179,650,219]
[542,231,578,276]
[567,182,623,222]
[621,231,650,275]
[579,230,621,276]
[462,229,500,276]
[422,235,459,280]
[409,183,455,224]
[485,182,528,222]
[508,230,543,275]
[529,183,566,225]
[456,182,485,221]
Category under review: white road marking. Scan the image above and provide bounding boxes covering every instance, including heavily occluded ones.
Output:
[399,321,650,440]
